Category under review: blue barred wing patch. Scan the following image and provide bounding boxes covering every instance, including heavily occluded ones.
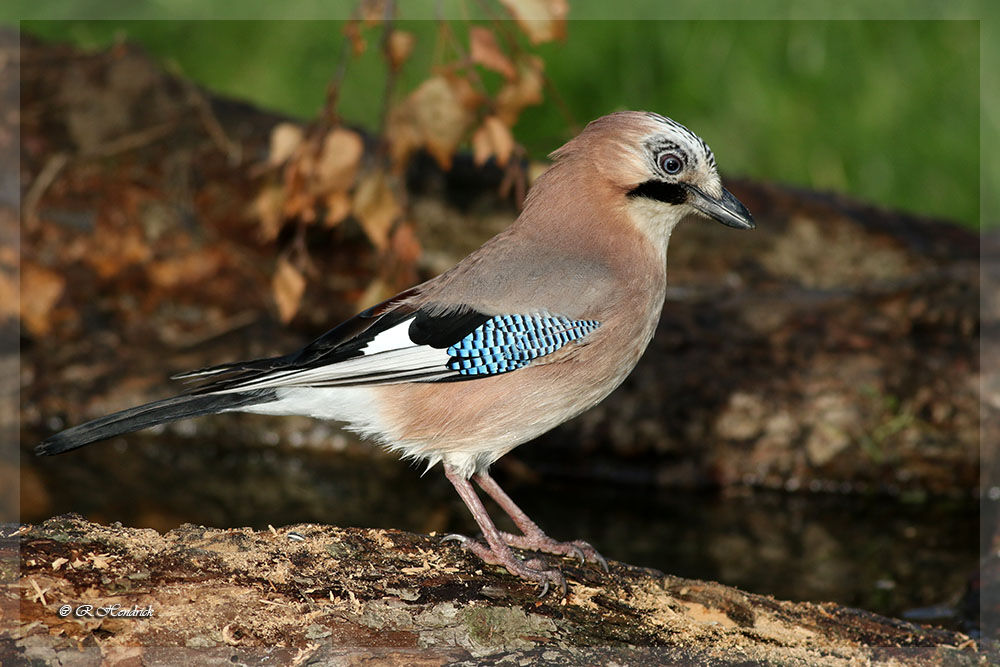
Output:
[446,314,601,376]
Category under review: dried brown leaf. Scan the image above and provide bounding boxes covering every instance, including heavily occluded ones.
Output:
[496,55,545,126]
[384,104,424,170]
[252,184,286,243]
[20,262,65,337]
[281,148,318,223]
[472,123,492,167]
[352,171,402,250]
[409,76,475,169]
[486,116,515,166]
[315,128,364,194]
[387,30,416,71]
[384,73,480,170]
[268,122,304,167]
[283,189,317,224]
[471,116,515,167]
[499,0,569,44]
[86,226,151,280]
[88,553,117,569]
[343,21,367,57]
[272,256,306,323]
[469,26,516,79]
[324,190,353,227]
[359,0,387,25]
[147,250,222,289]
[448,74,484,111]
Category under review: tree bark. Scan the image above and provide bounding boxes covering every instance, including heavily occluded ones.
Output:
[2,516,983,665]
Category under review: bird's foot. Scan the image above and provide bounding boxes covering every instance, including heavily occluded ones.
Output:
[499,531,609,571]
[442,533,567,597]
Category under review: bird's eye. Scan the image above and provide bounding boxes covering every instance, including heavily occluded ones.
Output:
[659,153,683,175]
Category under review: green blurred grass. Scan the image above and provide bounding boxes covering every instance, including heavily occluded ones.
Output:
[18,19,980,228]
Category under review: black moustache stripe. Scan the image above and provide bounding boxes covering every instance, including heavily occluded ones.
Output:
[626,180,687,205]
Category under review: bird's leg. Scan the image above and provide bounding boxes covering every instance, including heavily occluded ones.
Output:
[442,465,566,596]
[473,470,609,571]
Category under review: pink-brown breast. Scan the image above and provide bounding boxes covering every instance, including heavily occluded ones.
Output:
[376,260,667,467]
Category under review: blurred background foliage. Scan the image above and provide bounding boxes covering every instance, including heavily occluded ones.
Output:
[16,17,980,228]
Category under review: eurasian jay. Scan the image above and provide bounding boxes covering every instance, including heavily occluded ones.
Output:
[37,111,754,595]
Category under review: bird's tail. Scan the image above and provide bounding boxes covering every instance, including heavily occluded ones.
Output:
[35,389,276,456]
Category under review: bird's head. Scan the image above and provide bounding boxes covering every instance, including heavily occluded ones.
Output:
[548,111,755,242]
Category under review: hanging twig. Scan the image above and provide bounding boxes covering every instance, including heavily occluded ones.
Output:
[376,0,399,143]
[186,83,243,165]
[320,5,363,134]
[474,0,521,55]
[540,70,579,136]
[476,0,577,134]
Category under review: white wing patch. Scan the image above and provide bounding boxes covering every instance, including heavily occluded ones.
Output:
[218,318,453,391]
[362,317,419,354]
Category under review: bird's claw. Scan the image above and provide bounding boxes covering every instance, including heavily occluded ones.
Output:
[542,570,567,598]
[585,544,609,572]
[566,539,609,572]
[524,558,566,597]
[442,533,567,597]
[535,573,567,598]
[498,532,608,571]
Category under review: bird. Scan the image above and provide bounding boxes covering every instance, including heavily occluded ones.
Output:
[37,111,754,596]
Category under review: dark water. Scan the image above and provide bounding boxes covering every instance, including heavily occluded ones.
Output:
[22,432,980,630]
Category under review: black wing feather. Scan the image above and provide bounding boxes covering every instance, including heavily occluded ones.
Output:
[175,288,424,384]
[408,309,491,348]
[181,294,495,393]
[38,294,502,456]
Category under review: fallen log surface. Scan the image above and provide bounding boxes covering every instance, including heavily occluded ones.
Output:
[1,516,985,665]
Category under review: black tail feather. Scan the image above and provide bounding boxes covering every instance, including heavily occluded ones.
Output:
[35,389,277,456]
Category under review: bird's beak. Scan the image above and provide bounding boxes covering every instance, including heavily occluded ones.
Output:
[681,184,755,230]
